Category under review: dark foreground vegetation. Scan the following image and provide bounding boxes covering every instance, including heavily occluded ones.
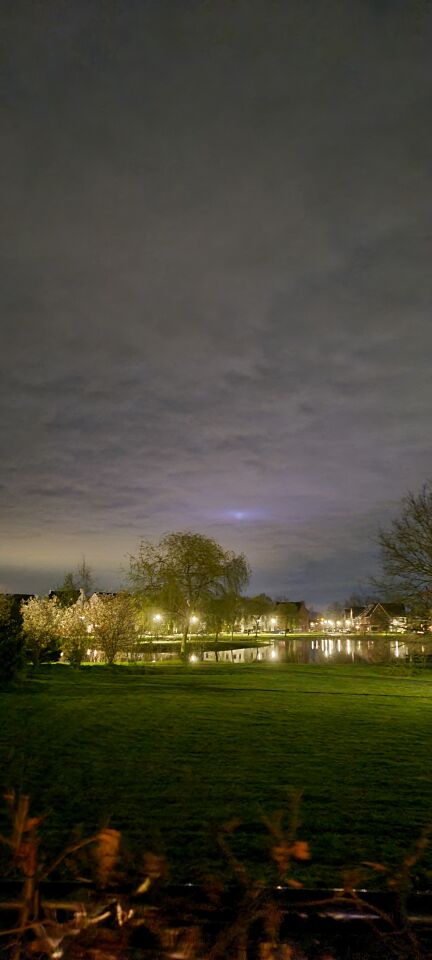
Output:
[2,793,432,960]
[3,791,432,960]
[2,663,432,891]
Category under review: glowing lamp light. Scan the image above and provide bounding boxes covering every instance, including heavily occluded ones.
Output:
[270,617,277,625]
[271,650,278,659]
[153,614,162,622]
[189,654,198,663]
[190,615,199,624]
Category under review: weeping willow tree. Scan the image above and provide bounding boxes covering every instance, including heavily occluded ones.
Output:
[129,531,250,655]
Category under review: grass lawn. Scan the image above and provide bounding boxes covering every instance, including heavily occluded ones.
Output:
[1,662,432,887]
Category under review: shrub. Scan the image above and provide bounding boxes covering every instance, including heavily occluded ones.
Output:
[0,594,25,682]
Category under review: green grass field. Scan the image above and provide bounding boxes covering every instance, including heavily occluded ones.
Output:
[1,662,432,887]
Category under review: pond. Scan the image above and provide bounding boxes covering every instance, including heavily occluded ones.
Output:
[279,635,432,664]
[142,635,432,665]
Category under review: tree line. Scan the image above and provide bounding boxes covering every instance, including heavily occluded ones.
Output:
[0,533,304,676]
[2,479,432,678]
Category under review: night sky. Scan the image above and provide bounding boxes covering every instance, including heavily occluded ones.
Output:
[2,0,432,606]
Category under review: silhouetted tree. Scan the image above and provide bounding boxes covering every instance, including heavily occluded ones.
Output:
[376,482,432,625]
[244,594,273,638]
[56,558,95,605]
[0,595,25,682]
[275,601,299,636]
[55,572,79,607]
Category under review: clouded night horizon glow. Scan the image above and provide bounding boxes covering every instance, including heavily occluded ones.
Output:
[2,1,432,606]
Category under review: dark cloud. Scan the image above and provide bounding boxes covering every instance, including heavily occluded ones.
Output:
[1,0,432,604]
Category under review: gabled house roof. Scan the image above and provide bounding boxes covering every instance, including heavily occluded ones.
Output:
[275,600,308,610]
[293,600,308,611]
[7,593,34,604]
[363,602,406,618]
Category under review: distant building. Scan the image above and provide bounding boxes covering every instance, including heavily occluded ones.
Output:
[346,602,407,633]
[344,606,366,630]
[48,587,80,606]
[6,593,33,610]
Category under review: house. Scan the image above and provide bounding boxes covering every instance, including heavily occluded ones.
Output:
[351,602,407,633]
[48,587,80,605]
[344,606,366,630]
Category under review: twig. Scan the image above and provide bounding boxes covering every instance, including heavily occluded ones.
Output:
[39,835,99,881]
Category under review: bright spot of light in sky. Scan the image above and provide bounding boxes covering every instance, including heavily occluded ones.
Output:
[223,508,269,522]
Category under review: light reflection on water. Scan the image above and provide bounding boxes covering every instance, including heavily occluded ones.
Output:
[134,636,432,665]
[273,636,431,664]
[202,636,432,665]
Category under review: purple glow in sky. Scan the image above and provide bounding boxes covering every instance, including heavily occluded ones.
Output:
[1,1,432,606]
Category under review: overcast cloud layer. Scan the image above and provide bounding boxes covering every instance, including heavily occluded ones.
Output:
[2,0,432,605]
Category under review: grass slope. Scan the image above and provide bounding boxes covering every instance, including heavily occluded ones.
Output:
[1,663,432,886]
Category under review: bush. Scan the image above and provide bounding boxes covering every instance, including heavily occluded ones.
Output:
[0,595,25,682]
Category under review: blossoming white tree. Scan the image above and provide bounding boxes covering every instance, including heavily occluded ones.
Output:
[88,592,137,665]
[58,597,91,666]
[21,596,62,666]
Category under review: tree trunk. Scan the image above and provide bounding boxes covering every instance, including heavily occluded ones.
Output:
[30,647,40,672]
[181,622,189,657]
